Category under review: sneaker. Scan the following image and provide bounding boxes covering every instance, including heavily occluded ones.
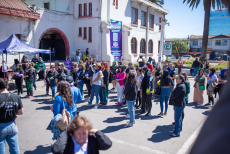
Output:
[145,112,151,116]
[85,103,92,107]
[157,113,164,117]
[125,114,130,118]
[116,102,121,106]
[140,111,146,115]
[125,122,133,127]
[164,112,167,116]
[94,104,99,109]
[20,94,23,97]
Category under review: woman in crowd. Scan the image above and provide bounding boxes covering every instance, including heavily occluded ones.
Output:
[169,65,176,94]
[207,68,218,105]
[115,65,126,106]
[47,65,58,100]
[71,63,77,80]
[124,72,138,127]
[217,68,228,96]
[193,69,206,105]
[75,64,85,96]
[99,62,110,105]
[14,64,24,97]
[154,65,162,95]
[204,61,210,74]
[31,62,38,90]
[177,58,183,74]
[135,67,142,109]
[51,116,112,154]
[170,75,186,137]
[38,57,46,80]
[10,59,20,72]
[55,60,60,71]
[0,78,23,154]
[86,63,103,109]
[158,70,172,117]
[152,58,157,68]
[21,55,28,71]
[84,65,94,101]
[25,64,34,98]
[140,69,154,116]
[199,61,203,69]
[110,61,118,92]
[52,81,74,120]
[181,72,190,105]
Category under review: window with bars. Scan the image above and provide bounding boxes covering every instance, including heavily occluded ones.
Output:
[89,3,92,15]
[140,39,146,53]
[84,3,87,16]
[148,40,153,53]
[79,4,82,16]
[88,27,92,42]
[149,14,154,29]
[44,3,50,9]
[141,11,146,27]
[131,8,138,25]
[131,38,137,54]
[84,27,87,39]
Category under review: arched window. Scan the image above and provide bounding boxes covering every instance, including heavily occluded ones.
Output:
[131,38,137,54]
[140,39,146,53]
[148,40,153,53]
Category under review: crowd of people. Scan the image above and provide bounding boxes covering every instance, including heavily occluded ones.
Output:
[0,53,229,153]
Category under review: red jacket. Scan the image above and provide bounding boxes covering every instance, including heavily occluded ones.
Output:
[147,64,153,72]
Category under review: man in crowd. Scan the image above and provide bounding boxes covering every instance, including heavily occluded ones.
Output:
[60,64,70,76]
[162,60,168,71]
[136,56,146,67]
[192,58,200,76]
[86,48,89,57]
[126,62,133,74]
[32,55,39,64]
[52,48,56,61]
[38,57,46,80]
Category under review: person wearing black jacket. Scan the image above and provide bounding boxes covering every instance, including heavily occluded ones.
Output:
[47,65,58,100]
[192,58,200,76]
[13,64,24,97]
[170,75,186,137]
[56,68,67,83]
[99,62,110,105]
[75,64,85,96]
[140,69,154,116]
[84,65,94,100]
[51,116,112,154]
[60,64,70,76]
[110,61,117,92]
[25,64,34,98]
[123,72,138,127]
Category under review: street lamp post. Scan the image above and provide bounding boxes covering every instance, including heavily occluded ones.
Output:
[158,19,169,67]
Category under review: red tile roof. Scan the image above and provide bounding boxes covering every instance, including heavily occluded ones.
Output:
[0,0,40,19]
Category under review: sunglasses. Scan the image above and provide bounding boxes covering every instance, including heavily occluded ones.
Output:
[147,71,152,73]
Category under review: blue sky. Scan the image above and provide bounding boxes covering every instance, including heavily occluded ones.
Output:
[164,0,205,38]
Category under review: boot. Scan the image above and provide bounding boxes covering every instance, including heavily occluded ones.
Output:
[208,96,210,104]
[211,96,214,105]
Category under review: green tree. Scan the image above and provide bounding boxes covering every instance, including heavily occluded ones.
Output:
[183,0,222,62]
[172,40,190,58]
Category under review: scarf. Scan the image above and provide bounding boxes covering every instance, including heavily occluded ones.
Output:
[112,65,116,69]
[16,68,20,72]
[77,69,82,73]
[95,69,101,74]
[209,73,214,78]
[157,69,161,74]
[169,69,175,75]
[167,67,171,72]
[220,68,227,78]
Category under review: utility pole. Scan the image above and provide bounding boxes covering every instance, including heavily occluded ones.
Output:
[158,19,169,67]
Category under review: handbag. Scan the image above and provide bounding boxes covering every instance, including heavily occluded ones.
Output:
[199,86,205,91]
[56,101,71,130]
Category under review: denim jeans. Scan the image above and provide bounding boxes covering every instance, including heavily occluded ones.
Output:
[89,84,101,104]
[174,106,185,136]
[126,100,135,123]
[33,78,37,89]
[78,80,84,96]
[76,56,80,63]
[194,67,199,76]
[50,86,56,98]
[0,121,20,154]
[160,87,171,113]
[99,86,108,104]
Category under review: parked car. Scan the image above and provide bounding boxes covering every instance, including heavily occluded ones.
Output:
[180,55,192,59]
[214,57,221,61]
[168,55,176,60]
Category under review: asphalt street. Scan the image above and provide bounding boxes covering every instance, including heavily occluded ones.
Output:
[5,79,216,154]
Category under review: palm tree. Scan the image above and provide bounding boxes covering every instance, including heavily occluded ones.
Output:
[149,0,164,6]
[183,0,222,62]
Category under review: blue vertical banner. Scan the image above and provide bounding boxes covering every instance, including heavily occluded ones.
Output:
[110,19,122,61]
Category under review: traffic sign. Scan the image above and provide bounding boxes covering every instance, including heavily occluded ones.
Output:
[163,42,172,55]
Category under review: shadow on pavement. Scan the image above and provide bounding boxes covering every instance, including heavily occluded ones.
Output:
[202,110,210,116]
[103,116,125,123]
[24,145,51,154]
[101,124,128,133]
[36,106,51,110]
[148,124,174,143]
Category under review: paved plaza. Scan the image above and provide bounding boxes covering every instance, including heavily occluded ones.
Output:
[5,80,215,154]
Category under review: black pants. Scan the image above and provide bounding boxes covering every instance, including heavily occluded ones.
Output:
[136,91,142,107]
[142,93,152,113]
[16,79,23,95]
[86,83,91,97]
[182,110,184,120]
[38,70,44,80]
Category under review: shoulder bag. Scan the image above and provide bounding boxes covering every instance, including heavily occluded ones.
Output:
[56,101,71,130]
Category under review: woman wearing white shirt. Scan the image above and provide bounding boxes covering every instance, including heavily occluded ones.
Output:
[207,68,218,105]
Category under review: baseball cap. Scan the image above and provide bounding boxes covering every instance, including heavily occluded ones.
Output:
[66,76,74,84]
